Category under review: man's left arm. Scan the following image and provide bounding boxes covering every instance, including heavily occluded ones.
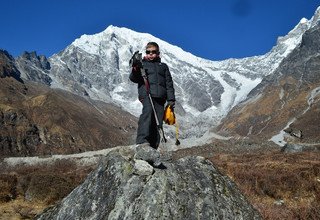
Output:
[165,64,175,104]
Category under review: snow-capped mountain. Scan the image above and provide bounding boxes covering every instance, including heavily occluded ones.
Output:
[217,17,320,148]
[19,7,320,143]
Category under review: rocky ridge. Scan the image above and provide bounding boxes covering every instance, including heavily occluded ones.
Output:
[0,49,23,82]
[15,51,52,85]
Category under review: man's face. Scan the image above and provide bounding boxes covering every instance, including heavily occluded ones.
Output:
[145,46,159,61]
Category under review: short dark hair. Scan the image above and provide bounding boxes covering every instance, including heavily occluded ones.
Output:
[146,42,159,51]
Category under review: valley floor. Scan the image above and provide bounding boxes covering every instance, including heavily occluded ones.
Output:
[1,143,319,219]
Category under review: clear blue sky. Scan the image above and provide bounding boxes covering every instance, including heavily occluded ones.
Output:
[0,0,319,60]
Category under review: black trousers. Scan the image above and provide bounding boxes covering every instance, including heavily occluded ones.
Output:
[136,97,165,148]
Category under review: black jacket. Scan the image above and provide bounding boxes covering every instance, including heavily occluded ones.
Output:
[129,58,175,102]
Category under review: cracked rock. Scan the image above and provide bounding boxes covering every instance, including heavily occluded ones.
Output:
[35,146,262,220]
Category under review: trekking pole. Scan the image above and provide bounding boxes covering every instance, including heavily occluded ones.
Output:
[129,51,167,148]
[140,68,167,145]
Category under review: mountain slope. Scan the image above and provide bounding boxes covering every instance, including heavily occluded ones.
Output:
[0,49,23,82]
[216,20,320,147]
[0,50,137,157]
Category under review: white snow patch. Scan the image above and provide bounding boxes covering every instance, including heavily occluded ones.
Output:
[300,18,308,24]
[279,88,284,99]
[270,118,296,146]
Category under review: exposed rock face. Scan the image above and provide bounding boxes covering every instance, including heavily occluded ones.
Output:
[35,146,261,220]
[15,51,52,85]
[0,108,41,156]
[0,50,23,82]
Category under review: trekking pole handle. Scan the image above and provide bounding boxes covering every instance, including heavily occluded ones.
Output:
[129,51,143,68]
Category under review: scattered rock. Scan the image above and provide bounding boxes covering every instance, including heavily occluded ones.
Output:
[284,128,303,139]
[282,143,320,153]
[133,159,154,176]
[274,199,285,206]
[282,143,304,153]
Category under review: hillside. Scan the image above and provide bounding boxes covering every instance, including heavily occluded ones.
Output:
[216,20,320,148]
[1,50,137,157]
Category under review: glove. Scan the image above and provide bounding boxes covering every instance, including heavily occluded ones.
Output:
[129,51,143,68]
[167,101,175,109]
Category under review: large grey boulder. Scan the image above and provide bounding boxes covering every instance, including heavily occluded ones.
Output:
[35,146,261,220]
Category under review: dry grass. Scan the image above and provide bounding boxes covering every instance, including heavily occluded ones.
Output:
[0,159,95,219]
[210,150,320,220]
[0,197,47,220]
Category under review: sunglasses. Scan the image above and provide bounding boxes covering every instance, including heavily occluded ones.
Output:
[146,50,158,55]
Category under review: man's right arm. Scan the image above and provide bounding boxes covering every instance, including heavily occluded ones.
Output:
[129,51,144,83]
[129,66,143,83]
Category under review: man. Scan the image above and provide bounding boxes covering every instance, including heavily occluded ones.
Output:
[129,42,175,149]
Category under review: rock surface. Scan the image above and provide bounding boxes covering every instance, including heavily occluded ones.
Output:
[0,49,23,82]
[281,143,320,153]
[15,51,52,85]
[35,146,261,220]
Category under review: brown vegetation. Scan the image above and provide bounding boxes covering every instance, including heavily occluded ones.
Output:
[0,159,95,219]
[172,140,320,219]
[0,77,137,157]
[209,149,320,220]
[1,142,319,219]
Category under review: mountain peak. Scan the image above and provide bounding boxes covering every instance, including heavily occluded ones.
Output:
[315,6,320,16]
[300,18,308,24]
[309,6,320,28]
[0,49,23,82]
[103,25,138,35]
